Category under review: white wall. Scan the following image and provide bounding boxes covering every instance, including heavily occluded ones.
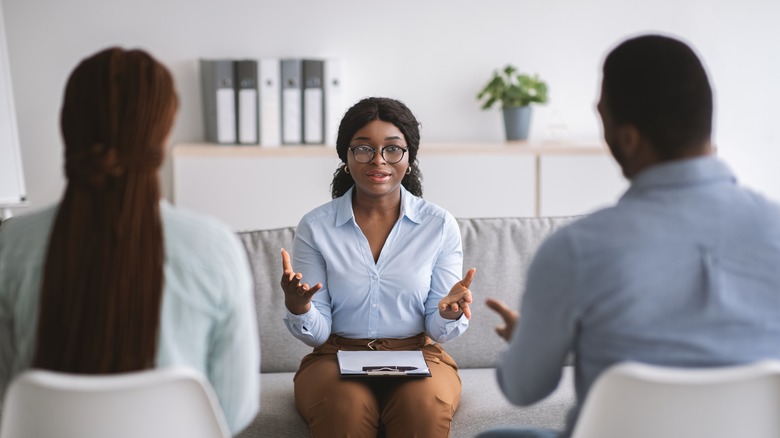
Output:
[3,0,779,215]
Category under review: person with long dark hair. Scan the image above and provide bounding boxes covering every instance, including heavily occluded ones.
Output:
[0,47,259,434]
[280,97,476,437]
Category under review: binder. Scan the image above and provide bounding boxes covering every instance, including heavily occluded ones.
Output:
[258,58,281,147]
[200,60,237,144]
[302,59,324,144]
[323,58,342,147]
[337,350,431,377]
[280,59,302,145]
[235,60,259,145]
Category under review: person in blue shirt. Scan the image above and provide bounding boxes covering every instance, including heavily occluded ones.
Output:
[281,97,476,437]
[480,34,780,438]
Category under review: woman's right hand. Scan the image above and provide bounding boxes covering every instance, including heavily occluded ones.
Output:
[280,248,322,315]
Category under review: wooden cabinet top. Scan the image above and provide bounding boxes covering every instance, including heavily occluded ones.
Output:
[173,141,610,158]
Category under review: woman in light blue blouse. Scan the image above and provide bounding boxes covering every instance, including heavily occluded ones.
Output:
[281,97,476,437]
[0,48,259,434]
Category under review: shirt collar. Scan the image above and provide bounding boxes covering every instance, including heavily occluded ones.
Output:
[334,185,420,227]
[624,155,736,198]
[400,186,421,224]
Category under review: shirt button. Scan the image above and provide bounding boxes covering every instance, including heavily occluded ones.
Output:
[372,274,378,280]
[371,304,377,308]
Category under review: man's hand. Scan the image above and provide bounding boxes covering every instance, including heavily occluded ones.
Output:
[485,298,519,342]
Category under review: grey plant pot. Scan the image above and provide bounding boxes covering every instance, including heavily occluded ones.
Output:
[502,106,532,141]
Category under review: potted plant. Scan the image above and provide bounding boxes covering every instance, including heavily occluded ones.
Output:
[477,64,549,141]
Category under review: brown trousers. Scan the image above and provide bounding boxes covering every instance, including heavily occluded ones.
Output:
[294,334,461,438]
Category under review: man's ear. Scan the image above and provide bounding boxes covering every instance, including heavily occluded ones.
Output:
[616,124,641,157]
[609,124,644,179]
[615,124,662,178]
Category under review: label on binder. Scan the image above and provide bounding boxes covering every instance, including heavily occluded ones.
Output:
[304,88,323,144]
[216,88,236,144]
[282,88,301,144]
[238,88,258,144]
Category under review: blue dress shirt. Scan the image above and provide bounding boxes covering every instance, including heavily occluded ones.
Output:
[284,186,469,347]
[496,156,780,436]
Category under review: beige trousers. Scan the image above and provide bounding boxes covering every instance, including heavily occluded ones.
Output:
[294,334,462,438]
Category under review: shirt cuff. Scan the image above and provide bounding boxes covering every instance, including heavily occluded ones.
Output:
[283,306,318,334]
[433,311,469,341]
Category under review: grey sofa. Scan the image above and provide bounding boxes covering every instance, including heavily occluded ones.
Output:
[235,216,578,438]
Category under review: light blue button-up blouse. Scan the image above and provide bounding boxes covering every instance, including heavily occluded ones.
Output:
[284,186,469,347]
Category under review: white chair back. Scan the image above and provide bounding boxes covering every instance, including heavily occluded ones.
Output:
[571,360,780,438]
[0,366,230,438]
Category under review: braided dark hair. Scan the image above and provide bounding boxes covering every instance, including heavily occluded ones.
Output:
[34,47,177,373]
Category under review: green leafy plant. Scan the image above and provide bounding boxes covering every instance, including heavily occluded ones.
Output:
[477,65,549,109]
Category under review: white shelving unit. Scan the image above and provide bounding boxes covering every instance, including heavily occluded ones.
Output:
[172,142,627,230]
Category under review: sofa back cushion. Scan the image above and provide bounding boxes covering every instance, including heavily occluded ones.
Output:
[237,216,576,373]
[237,227,311,373]
[446,217,574,368]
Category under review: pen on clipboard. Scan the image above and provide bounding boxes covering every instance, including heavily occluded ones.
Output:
[362,366,418,372]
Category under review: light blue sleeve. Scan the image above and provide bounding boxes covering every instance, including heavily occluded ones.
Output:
[282,216,332,347]
[0,228,12,397]
[0,216,35,399]
[0,209,56,399]
[424,213,469,343]
[496,229,578,405]
[207,233,261,434]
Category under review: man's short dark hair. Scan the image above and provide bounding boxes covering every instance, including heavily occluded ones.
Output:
[603,34,713,159]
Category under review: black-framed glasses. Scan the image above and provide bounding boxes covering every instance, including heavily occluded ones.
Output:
[349,145,408,164]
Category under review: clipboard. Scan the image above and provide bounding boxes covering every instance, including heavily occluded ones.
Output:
[337,350,431,377]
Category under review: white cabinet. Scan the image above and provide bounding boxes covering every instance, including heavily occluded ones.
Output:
[539,151,627,217]
[417,146,536,219]
[173,146,340,231]
[172,142,625,230]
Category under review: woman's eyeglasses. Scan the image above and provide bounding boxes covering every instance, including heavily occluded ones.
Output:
[349,145,408,164]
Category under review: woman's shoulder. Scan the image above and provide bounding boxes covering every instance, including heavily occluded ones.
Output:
[162,202,234,238]
[298,195,344,228]
[161,203,245,264]
[0,205,58,253]
[403,190,456,224]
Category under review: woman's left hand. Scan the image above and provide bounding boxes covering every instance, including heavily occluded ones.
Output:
[439,268,476,320]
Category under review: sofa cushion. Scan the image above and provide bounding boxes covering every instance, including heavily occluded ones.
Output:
[444,217,576,369]
[237,227,313,373]
[236,366,575,438]
[236,372,308,438]
[454,366,574,437]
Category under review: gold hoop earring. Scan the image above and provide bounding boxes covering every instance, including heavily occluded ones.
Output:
[344,165,350,174]
[406,167,412,175]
